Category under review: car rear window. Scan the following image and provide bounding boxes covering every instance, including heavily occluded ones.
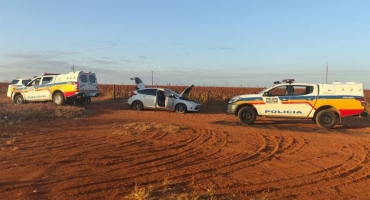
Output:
[137,89,156,96]
[89,75,96,83]
[80,75,87,83]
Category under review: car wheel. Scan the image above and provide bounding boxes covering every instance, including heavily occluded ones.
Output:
[53,92,65,105]
[14,95,25,104]
[175,103,187,113]
[238,107,256,125]
[132,101,144,110]
[316,110,338,129]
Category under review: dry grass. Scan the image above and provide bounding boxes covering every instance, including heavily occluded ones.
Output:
[6,137,16,145]
[124,180,244,200]
[1,131,20,151]
[112,122,186,136]
[0,94,86,126]
[126,184,153,200]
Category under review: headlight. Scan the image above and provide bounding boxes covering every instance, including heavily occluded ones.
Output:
[228,96,241,104]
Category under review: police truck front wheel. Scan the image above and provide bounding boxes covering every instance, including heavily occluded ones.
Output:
[14,95,25,104]
[53,92,65,105]
[238,107,257,125]
[316,110,338,129]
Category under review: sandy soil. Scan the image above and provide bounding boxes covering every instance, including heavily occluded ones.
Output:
[1,99,370,200]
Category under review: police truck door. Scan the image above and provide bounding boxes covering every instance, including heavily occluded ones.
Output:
[288,85,317,117]
[259,85,291,117]
[24,77,41,101]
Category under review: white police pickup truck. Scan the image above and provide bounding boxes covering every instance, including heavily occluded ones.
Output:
[11,71,99,105]
[226,79,367,129]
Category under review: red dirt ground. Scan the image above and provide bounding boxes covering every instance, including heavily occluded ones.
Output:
[1,99,370,199]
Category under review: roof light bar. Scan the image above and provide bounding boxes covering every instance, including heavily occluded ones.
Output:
[282,79,295,84]
[42,73,60,75]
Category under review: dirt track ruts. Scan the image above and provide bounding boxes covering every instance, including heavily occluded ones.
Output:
[1,101,370,199]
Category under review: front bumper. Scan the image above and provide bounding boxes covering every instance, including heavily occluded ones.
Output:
[188,104,200,112]
[225,103,238,115]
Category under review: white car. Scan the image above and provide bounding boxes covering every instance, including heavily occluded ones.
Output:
[127,77,200,113]
[7,78,31,97]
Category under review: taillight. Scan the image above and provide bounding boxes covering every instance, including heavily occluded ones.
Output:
[72,82,79,90]
[356,97,366,106]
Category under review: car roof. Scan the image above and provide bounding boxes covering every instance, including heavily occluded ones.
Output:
[136,87,164,91]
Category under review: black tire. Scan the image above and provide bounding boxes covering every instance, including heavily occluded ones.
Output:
[238,107,257,125]
[311,118,316,123]
[53,92,65,105]
[315,110,338,129]
[175,103,187,113]
[86,97,91,105]
[14,95,25,104]
[132,101,144,110]
[75,98,86,106]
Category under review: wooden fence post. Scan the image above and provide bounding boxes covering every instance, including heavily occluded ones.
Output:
[207,87,211,106]
[113,84,116,100]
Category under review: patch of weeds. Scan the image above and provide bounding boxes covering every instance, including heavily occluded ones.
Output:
[249,191,270,200]
[0,103,86,126]
[6,137,16,145]
[114,122,187,136]
[126,184,153,200]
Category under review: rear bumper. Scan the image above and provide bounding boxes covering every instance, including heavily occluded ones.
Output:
[76,92,100,98]
[66,92,100,100]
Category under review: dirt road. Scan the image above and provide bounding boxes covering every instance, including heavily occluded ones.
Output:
[1,100,370,199]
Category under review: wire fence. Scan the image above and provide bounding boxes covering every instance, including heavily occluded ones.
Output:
[1,82,369,108]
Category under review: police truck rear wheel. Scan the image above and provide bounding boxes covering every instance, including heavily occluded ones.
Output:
[316,110,338,129]
[14,95,25,104]
[53,92,65,105]
[238,107,256,125]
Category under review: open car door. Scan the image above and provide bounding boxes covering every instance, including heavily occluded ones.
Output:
[130,77,145,89]
[164,89,175,110]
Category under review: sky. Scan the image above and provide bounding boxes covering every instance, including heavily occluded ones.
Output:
[1,0,370,88]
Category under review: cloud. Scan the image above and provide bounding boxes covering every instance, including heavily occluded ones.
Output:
[6,51,80,59]
[92,59,117,65]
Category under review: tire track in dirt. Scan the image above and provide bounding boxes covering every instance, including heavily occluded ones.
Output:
[2,103,370,199]
[220,131,370,197]
[99,121,369,199]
